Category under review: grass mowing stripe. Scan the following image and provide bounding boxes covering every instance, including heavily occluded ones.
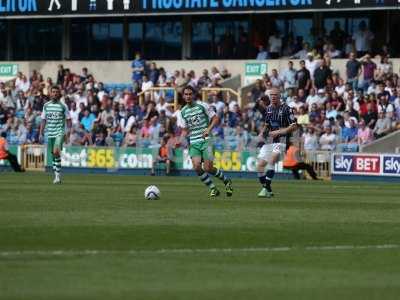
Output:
[1,244,399,257]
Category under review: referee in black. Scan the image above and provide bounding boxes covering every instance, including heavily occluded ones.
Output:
[257,87,298,198]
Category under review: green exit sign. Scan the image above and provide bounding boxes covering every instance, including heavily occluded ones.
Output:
[245,63,267,76]
[0,64,18,77]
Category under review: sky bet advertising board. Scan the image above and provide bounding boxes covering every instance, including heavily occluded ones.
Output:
[0,0,398,17]
[332,153,400,177]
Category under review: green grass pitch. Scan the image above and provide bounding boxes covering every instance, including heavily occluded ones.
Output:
[1,173,400,300]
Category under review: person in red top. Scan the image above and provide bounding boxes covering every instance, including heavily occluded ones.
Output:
[0,132,23,172]
[283,141,318,180]
[151,136,172,176]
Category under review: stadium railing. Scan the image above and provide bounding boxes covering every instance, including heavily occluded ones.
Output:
[200,87,242,107]
[21,144,45,171]
[138,87,178,108]
[304,150,332,180]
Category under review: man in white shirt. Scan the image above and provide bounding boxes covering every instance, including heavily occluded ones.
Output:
[69,101,80,127]
[74,89,88,107]
[270,69,283,89]
[141,75,154,92]
[319,126,337,151]
[352,21,374,57]
[141,74,154,101]
[287,95,304,112]
[268,32,282,59]
[305,88,320,109]
[281,61,297,90]
[156,96,169,114]
[334,78,346,96]
[305,53,320,81]
[16,75,30,93]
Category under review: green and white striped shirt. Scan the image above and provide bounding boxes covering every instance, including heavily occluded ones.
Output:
[41,100,70,138]
[178,101,216,144]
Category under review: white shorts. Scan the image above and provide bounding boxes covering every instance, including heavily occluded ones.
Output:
[257,143,286,161]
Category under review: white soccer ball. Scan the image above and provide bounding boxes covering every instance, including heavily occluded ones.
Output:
[144,185,160,200]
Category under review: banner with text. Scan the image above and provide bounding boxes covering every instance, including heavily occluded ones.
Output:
[55,146,286,172]
[139,0,399,13]
[331,153,400,177]
[0,0,398,17]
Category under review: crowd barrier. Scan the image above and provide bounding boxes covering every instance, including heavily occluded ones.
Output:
[2,145,400,181]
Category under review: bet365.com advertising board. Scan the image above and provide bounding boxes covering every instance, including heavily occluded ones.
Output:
[331,153,400,177]
[50,146,286,172]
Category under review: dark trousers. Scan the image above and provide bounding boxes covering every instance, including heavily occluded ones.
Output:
[5,152,23,172]
[287,163,318,180]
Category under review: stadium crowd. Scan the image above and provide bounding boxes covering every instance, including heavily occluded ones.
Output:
[1,46,400,154]
[224,21,396,60]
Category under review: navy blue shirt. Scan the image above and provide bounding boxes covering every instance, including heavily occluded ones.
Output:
[265,103,296,144]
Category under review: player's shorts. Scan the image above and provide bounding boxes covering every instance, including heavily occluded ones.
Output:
[257,143,286,161]
[189,140,214,161]
[47,135,65,154]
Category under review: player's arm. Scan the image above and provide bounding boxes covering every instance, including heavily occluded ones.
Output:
[176,111,188,145]
[64,104,72,131]
[269,107,298,138]
[270,123,297,138]
[202,102,218,138]
[203,115,219,138]
[39,108,46,142]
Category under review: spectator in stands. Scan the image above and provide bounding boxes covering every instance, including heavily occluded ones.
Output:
[256,45,268,60]
[361,54,377,91]
[296,60,312,93]
[346,52,362,91]
[329,21,346,52]
[314,59,332,90]
[305,52,320,81]
[353,21,374,57]
[131,51,145,89]
[236,26,249,59]
[376,56,393,81]
[220,67,231,80]
[81,109,96,132]
[281,61,297,90]
[141,74,154,101]
[305,88,318,109]
[362,101,378,129]
[56,64,65,85]
[319,126,337,151]
[326,44,341,59]
[302,126,319,151]
[123,126,137,147]
[297,106,310,127]
[248,79,265,104]
[341,117,358,143]
[291,42,310,60]
[197,69,211,88]
[218,29,235,59]
[268,31,282,59]
[357,119,373,145]
[270,69,283,89]
[373,111,392,138]
[148,62,159,85]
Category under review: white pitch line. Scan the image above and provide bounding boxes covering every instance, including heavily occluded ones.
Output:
[0,244,399,257]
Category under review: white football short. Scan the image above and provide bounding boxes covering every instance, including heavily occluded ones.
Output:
[257,143,286,161]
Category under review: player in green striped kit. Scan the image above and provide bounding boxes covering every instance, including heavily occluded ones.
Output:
[39,86,71,184]
[178,86,233,197]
